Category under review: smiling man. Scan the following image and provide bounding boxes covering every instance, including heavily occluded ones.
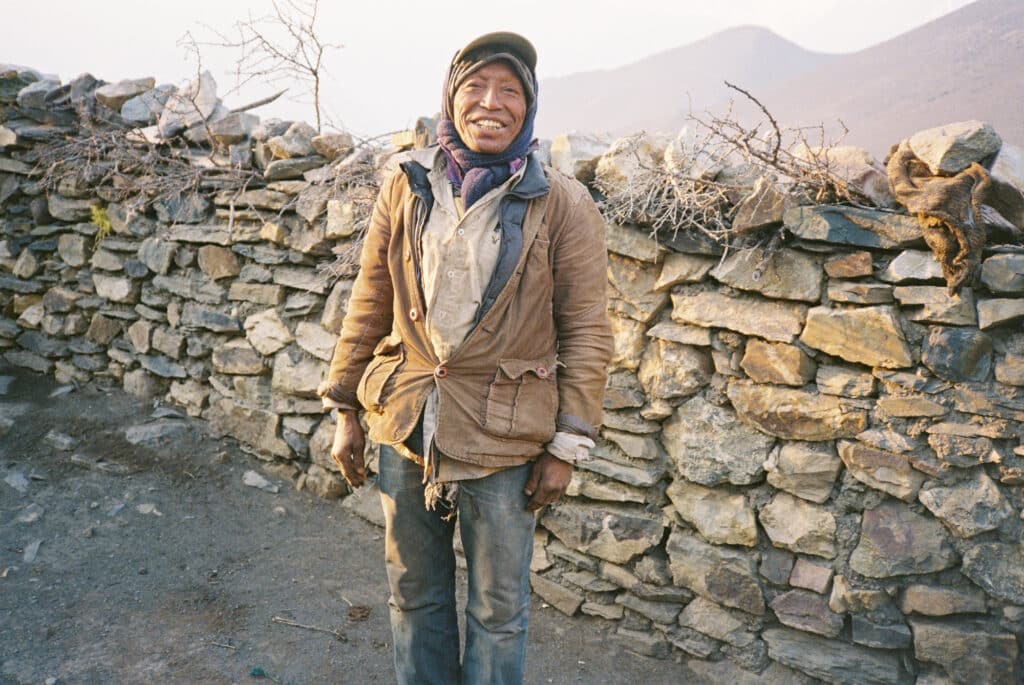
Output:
[319,31,612,685]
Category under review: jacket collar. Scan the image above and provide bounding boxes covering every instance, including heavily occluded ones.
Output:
[399,145,549,200]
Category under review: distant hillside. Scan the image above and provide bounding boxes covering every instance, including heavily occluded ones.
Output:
[535,26,838,139]
[727,0,1024,155]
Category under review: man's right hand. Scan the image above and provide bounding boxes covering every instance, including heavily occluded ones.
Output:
[331,409,367,488]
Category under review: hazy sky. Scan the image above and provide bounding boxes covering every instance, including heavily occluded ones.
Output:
[3,0,975,138]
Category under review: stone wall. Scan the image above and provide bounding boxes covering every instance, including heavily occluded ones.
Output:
[3,66,1024,684]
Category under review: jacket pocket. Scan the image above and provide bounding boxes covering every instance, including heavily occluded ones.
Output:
[357,333,405,412]
[482,357,557,443]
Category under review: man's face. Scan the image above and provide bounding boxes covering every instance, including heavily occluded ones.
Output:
[453,61,527,155]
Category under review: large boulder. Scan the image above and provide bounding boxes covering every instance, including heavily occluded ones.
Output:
[908,120,1002,175]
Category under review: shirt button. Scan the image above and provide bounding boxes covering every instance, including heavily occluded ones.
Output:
[457,229,465,236]
[434,364,448,379]
[536,366,549,378]
[405,250,411,261]
[409,308,419,321]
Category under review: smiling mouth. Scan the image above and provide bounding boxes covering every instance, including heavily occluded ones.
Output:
[472,119,507,131]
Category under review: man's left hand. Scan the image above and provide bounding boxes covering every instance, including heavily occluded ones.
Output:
[524,452,573,511]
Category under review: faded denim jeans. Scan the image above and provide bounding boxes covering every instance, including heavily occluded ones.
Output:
[377,443,537,685]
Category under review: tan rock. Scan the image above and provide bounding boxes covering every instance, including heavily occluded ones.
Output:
[197,245,240,280]
[849,501,956,578]
[127,320,153,354]
[92,273,137,303]
[764,442,841,503]
[671,291,807,343]
[893,285,977,325]
[789,558,833,594]
[759,493,836,559]
[666,528,764,615]
[816,364,876,397]
[228,282,284,306]
[918,468,1011,538]
[605,223,664,263]
[995,354,1024,385]
[875,395,947,418]
[206,397,291,458]
[710,247,823,302]
[609,313,645,371]
[678,597,757,648]
[731,176,794,232]
[824,251,873,278]
[212,339,265,375]
[878,249,944,283]
[653,252,715,290]
[636,338,712,400]
[799,305,914,368]
[271,350,325,397]
[645,321,711,346]
[900,584,987,616]
[838,440,925,501]
[978,298,1024,330]
[607,253,669,322]
[727,381,868,441]
[295,322,336,362]
[740,339,816,386]
[85,313,122,345]
[826,280,894,305]
[828,576,890,614]
[666,479,758,547]
[244,308,294,355]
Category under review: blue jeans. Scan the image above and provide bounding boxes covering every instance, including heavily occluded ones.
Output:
[378,443,537,685]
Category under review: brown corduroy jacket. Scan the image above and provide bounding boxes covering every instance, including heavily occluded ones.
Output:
[320,149,612,467]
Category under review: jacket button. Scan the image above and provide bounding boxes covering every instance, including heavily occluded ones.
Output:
[536,366,549,378]
[434,365,448,379]
[409,308,419,321]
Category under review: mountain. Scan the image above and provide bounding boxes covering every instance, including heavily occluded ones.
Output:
[535,26,838,139]
[731,0,1024,155]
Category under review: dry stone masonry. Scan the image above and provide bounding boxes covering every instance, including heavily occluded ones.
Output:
[3,63,1024,684]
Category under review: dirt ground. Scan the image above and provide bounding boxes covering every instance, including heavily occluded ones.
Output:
[0,364,706,685]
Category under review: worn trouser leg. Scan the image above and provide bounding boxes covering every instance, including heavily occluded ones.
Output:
[378,444,459,685]
[458,462,537,685]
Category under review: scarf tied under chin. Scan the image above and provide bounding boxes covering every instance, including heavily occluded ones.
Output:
[435,117,535,209]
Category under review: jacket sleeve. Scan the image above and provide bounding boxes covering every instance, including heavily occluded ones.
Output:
[319,172,400,409]
[550,185,613,438]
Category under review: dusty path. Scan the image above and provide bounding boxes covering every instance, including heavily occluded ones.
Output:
[0,365,706,685]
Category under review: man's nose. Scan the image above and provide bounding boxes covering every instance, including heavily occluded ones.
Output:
[479,84,500,109]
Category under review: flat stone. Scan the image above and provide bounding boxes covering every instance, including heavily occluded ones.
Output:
[605,223,663,263]
[662,395,773,486]
[211,339,265,375]
[828,576,890,614]
[981,254,1024,293]
[157,70,218,138]
[825,251,873,278]
[760,547,796,585]
[910,618,1018,685]
[873,369,950,394]
[320,280,352,334]
[978,298,1024,330]
[180,303,240,332]
[602,429,659,461]
[541,502,663,565]
[575,453,666,488]
[152,273,224,304]
[614,593,682,625]
[92,274,137,303]
[85,313,122,344]
[566,471,645,503]
[875,396,947,418]
[727,381,868,441]
[136,237,175,275]
[920,326,992,382]
[294,322,335,362]
[608,314,645,371]
[168,379,210,416]
[636,338,712,400]
[57,233,87,266]
[666,528,764,615]
[581,602,624,620]
[653,252,715,290]
[678,597,756,647]
[123,419,188,445]
[800,305,913,368]
[765,442,841,503]
[759,493,836,559]
[608,253,669,323]
[893,285,977,325]
[95,77,155,110]
[908,120,1002,175]
[789,558,833,594]
[228,282,285,306]
[17,78,61,108]
[740,339,816,386]
[856,428,919,454]
[47,194,95,222]
[826,280,894,304]
[962,542,1024,604]
[837,440,925,501]
[900,584,987,616]
[16,331,68,358]
[120,85,174,125]
[784,206,922,249]
[878,250,944,283]
[206,397,290,458]
[996,353,1024,385]
[815,364,877,397]
[272,266,328,294]
[612,627,669,659]
[151,328,184,358]
[851,617,911,650]
[139,355,187,379]
[666,479,757,547]
[244,308,294,355]
[197,245,240,280]
[770,590,843,637]
[710,248,823,302]
[264,156,327,181]
[928,433,998,468]
[4,349,53,373]
[763,628,912,685]
[530,574,583,616]
[271,350,324,397]
[645,322,711,347]
[849,501,956,578]
[159,224,232,246]
[90,248,124,272]
[671,291,806,343]
[919,469,1011,538]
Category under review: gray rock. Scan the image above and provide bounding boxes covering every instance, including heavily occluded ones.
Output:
[850,616,911,650]
[784,206,922,249]
[662,395,773,486]
[731,176,794,232]
[206,397,290,457]
[671,291,807,343]
[900,584,987,616]
[977,298,1024,330]
[294,322,336,362]
[272,266,329,294]
[120,84,174,124]
[878,250,944,283]
[837,440,925,502]
[17,331,68,358]
[910,618,1018,685]
[678,597,756,647]
[666,528,764,615]
[137,238,177,277]
[920,326,992,382]
[244,308,293,355]
[763,627,912,685]
[653,252,716,290]
[908,120,1002,175]
[264,156,327,181]
[759,493,836,559]
[710,247,823,302]
[981,253,1024,293]
[789,558,833,594]
[152,273,224,304]
[802,305,914,368]
[124,420,188,444]
[268,121,317,159]
[158,70,219,138]
[211,339,265,375]
[739,339,816,386]
[666,479,757,546]
[825,251,874,278]
[17,79,61,108]
[918,468,1011,537]
[85,313,122,345]
[311,132,353,161]
[48,195,95,222]
[614,593,682,625]
[849,501,956,578]
[605,223,664,263]
[727,381,868,441]
[43,429,77,451]
[4,471,29,494]
[242,469,280,494]
[151,328,185,359]
[530,573,584,616]
[154,193,210,224]
[139,355,187,379]
[770,590,843,637]
[765,442,841,503]
[540,502,663,564]
[207,112,258,145]
[612,627,670,659]
[549,132,608,182]
[4,350,53,373]
[95,78,155,110]
[827,280,894,305]
[927,433,997,469]
[180,303,240,332]
[894,285,977,325]
[575,454,666,488]
[828,576,890,614]
[271,350,324,397]
[92,273,137,303]
[961,542,1024,604]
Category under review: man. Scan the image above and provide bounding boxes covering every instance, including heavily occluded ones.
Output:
[318,31,612,685]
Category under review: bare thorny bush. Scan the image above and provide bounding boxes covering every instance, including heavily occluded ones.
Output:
[596,82,878,254]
